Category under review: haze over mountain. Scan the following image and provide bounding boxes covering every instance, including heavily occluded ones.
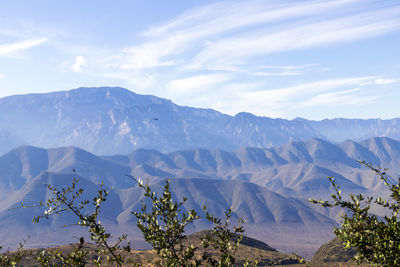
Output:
[2,137,399,199]
[1,137,399,257]
[1,87,400,258]
[0,87,399,155]
[0,169,336,257]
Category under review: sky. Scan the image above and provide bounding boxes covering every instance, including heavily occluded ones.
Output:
[0,0,399,120]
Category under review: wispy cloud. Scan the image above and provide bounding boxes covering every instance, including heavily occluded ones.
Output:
[100,0,375,72]
[166,73,232,98]
[252,71,300,77]
[298,88,375,107]
[190,8,400,69]
[54,0,400,118]
[144,0,356,38]
[245,76,378,103]
[106,0,400,73]
[246,64,318,77]
[217,76,397,117]
[83,0,399,88]
[0,74,4,78]
[0,38,47,56]
[367,78,397,85]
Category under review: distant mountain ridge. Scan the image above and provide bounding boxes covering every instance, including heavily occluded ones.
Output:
[1,137,400,257]
[0,86,399,155]
[1,137,400,200]
[0,169,336,257]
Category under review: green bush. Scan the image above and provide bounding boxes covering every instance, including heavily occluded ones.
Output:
[2,175,252,266]
[131,177,251,267]
[310,161,400,266]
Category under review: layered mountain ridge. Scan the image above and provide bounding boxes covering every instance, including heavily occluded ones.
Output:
[0,86,399,155]
[1,86,399,258]
[2,137,398,199]
[1,137,399,257]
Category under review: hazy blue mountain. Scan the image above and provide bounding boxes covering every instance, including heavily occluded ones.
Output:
[1,137,399,256]
[0,87,399,155]
[0,145,135,199]
[308,118,400,142]
[0,172,123,249]
[0,171,336,257]
[106,137,400,199]
[1,137,399,200]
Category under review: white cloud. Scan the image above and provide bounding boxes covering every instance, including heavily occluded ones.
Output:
[0,38,47,56]
[190,8,400,68]
[213,76,387,117]
[373,78,397,85]
[111,0,365,71]
[252,71,301,77]
[244,76,378,105]
[81,1,400,93]
[259,64,316,70]
[246,64,318,77]
[58,56,87,73]
[144,0,355,38]
[166,73,232,97]
[118,40,181,70]
[359,77,398,86]
[299,88,375,107]
[0,74,4,78]
[48,0,399,119]
[102,71,157,92]
[72,56,87,72]
[108,0,400,73]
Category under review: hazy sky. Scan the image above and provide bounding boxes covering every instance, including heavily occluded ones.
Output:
[0,0,399,120]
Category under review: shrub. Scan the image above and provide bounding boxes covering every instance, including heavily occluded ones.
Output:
[131,177,250,267]
[5,175,251,266]
[310,161,400,266]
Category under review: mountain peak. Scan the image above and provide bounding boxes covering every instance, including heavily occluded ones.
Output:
[0,87,399,155]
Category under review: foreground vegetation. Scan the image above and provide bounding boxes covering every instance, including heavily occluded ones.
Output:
[1,235,307,266]
[311,161,400,266]
[2,161,399,266]
[0,174,305,266]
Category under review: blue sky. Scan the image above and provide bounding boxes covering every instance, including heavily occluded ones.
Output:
[0,0,399,120]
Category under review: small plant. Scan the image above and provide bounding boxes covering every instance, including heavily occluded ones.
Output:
[35,246,89,267]
[32,177,129,266]
[132,178,201,266]
[131,177,251,267]
[11,173,254,266]
[0,242,26,267]
[310,161,400,266]
[201,208,245,267]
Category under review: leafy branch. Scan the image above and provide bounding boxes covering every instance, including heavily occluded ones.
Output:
[310,161,400,266]
[32,177,129,266]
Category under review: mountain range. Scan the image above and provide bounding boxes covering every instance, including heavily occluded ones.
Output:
[1,87,399,258]
[0,87,399,155]
[1,136,400,257]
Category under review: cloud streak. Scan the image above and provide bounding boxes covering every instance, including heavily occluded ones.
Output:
[298,88,375,107]
[112,0,400,72]
[215,76,397,117]
[0,38,46,56]
[56,0,400,118]
[190,8,400,69]
[167,74,231,94]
